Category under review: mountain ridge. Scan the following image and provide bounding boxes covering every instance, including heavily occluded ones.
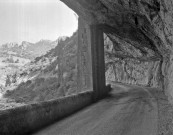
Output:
[0,36,68,59]
[0,36,68,89]
[3,33,77,103]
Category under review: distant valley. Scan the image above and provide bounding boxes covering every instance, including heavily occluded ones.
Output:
[1,33,77,104]
[0,37,67,90]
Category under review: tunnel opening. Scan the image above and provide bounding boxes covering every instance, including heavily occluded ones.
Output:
[0,1,96,134]
[0,0,81,107]
[1,0,173,134]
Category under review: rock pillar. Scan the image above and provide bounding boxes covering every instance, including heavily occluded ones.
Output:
[90,25,106,100]
[77,18,93,91]
[77,18,107,100]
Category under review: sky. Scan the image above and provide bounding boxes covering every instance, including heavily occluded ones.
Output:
[0,0,78,45]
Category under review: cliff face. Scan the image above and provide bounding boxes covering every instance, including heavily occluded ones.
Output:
[104,34,162,88]
[61,0,173,103]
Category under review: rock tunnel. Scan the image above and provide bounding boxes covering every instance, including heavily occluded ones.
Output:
[1,0,173,134]
[61,0,173,102]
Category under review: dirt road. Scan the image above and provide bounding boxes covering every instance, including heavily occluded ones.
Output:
[34,83,162,135]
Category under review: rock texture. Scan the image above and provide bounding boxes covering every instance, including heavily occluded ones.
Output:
[104,34,162,88]
[61,0,173,103]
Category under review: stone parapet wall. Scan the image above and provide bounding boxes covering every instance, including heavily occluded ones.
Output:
[0,91,93,135]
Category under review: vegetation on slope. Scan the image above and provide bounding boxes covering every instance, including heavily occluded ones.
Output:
[4,32,78,104]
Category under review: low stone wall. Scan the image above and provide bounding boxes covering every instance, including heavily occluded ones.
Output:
[0,91,93,135]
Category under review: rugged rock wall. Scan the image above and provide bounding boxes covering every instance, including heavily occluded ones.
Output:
[106,58,162,87]
[104,34,162,88]
[61,0,173,103]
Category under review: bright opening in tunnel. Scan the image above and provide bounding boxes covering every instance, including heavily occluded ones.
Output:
[0,0,79,107]
[0,0,78,45]
[0,0,78,44]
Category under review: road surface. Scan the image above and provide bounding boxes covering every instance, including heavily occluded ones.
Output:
[34,83,163,135]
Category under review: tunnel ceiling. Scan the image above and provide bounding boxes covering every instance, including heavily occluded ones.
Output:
[61,0,173,61]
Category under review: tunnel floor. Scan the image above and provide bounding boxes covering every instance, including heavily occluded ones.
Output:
[33,83,171,135]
